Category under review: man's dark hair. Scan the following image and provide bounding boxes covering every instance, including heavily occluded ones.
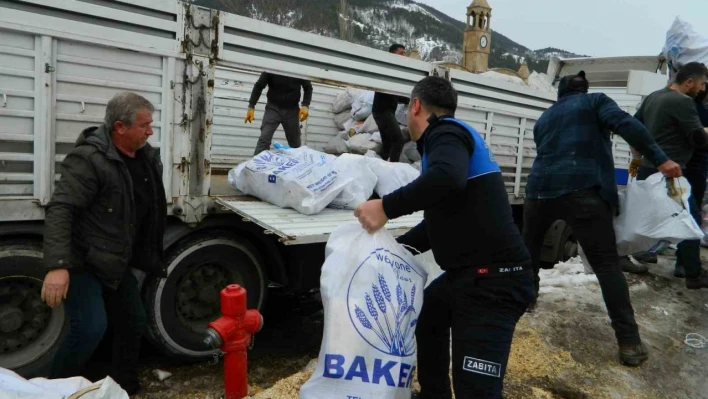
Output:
[411,76,458,115]
[674,62,708,84]
[389,43,405,53]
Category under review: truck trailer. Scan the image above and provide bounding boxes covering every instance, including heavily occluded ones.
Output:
[0,0,635,376]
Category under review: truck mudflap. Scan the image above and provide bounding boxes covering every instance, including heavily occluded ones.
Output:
[215,196,424,245]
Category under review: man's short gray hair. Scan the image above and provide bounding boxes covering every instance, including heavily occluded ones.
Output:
[105,92,154,130]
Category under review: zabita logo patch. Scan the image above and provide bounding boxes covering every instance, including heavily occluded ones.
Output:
[463,357,501,378]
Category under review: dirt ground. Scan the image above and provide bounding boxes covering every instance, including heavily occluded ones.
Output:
[131,251,708,399]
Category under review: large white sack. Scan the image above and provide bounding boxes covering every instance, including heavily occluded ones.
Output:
[333,88,364,114]
[323,132,350,155]
[229,150,350,215]
[365,156,420,197]
[395,103,408,126]
[328,154,378,210]
[353,114,379,134]
[349,133,382,155]
[334,110,352,130]
[399,142,421,164]
[663,17,708,73]
[299,223,427,399]
[0,368,128,399]
[351,91,375,121]
[615,173,703,256]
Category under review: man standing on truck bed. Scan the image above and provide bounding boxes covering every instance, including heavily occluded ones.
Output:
[355,76,534,399]
[372,44,410,162]
[523,71,681,367]
[245,72,313,155]
[630,62,708,287]
[41,92,167,395]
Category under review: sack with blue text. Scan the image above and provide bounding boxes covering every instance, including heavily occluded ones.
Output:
[228,149,350,215]
[299,223,427,399]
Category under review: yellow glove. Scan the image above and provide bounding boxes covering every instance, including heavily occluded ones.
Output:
[299,106,309,122]
[629,157,642,178]
[244,108,255,124]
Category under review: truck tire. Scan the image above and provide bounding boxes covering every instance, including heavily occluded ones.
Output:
[143,231,266,361]
[539,220,578,269]
[0,242,68,377]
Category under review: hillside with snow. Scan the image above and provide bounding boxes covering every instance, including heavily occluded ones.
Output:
[193,0,586,73]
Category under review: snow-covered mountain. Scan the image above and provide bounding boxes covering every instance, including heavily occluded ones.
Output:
[193,0,586,73]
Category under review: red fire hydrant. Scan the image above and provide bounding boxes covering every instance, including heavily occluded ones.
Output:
[204,284,263,399]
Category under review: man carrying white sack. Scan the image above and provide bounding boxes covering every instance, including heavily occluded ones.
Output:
[523,71,681,368]
[355,76,534,399]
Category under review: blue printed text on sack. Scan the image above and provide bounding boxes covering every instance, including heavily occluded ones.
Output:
[323,354,415,388]
[374,253,411,273]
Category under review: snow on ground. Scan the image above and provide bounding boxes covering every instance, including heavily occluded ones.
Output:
[388,1,441,23]
[539,256,599,293]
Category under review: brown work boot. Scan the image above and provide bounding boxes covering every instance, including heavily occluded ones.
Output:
[619,342,649,367]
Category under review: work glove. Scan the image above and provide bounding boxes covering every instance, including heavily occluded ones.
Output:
[244,108,255,124]
[628,157,642,178]
[299,106,309,122]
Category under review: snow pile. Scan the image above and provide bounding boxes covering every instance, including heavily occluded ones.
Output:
[528,72,556,93]
[539,257,599,294]
[481,71,527,86]
[528,73,555,92]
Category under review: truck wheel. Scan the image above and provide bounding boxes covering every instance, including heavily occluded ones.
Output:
[539,220,578,269]
[0,242,67,377]
[144,231,266,361]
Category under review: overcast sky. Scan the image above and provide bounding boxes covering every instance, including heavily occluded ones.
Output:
[415,0,708,57]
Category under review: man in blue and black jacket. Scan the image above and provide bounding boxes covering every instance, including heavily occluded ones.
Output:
[355,76,532,399]
[523,71,681,368]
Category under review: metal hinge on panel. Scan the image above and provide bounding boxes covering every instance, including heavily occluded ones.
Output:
[45,63,55,73]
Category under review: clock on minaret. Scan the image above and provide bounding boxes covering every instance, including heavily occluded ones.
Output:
[463,0,492,73]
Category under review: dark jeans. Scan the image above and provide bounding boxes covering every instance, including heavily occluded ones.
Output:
[372,111,404,162]
[253,103,301,155]
[523,189,641,345]
[416,266,534,399]
[51,269,146,393]
[638,167,703,278]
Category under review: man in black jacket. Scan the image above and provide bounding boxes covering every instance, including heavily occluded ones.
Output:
[355,77,533,399]
[41,92,167,395]
[245,72,313,155]
[372,44,410,162]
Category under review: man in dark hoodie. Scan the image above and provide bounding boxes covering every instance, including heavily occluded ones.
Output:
[523,72,681,367]
[372,43,410,162]
[41,92,167,394]
[245,72,313,155]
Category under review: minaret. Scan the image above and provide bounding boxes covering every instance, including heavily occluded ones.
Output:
[463,0,492,73]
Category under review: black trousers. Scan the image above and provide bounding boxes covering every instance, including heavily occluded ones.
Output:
[372,111,404,162]
[522,189,641,345]
[416,266,534,399]
[637,167,703,278]
[254,103,301,155]
[51,269,146,393]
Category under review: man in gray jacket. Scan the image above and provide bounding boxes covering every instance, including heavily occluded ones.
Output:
[41,92,167,394]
